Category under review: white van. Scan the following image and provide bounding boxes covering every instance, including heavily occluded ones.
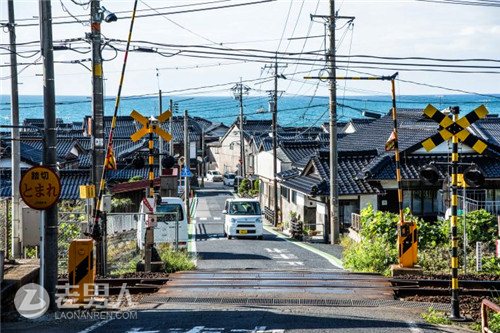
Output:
[223,198,263,239]
[137,197,188,249]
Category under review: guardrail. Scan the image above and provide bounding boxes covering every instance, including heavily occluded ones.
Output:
[264,206,275,225]
[351,213,361,231]
[481,299,500,333]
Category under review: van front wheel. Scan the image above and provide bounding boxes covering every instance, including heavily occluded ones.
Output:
[227,235,232,240]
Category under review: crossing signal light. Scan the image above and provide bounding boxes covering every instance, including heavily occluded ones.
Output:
[420,164,440,185]
[133,156,145,169]
[162,155,175,169]
[463,165,484,187]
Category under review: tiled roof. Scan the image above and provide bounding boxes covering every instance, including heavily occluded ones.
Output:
[1,141,44,165]
[158,116,202,143]
[279,141,321,166]
[192,116,213,130]
[341,118,376,132]
[106,166,160,182]
[105,116,138,138]
[338,109,439,153]
[0,169,91,200]
[21,139,81,159]
[277,168,300,180]
[366,154,500,180]
[281,150,380,196]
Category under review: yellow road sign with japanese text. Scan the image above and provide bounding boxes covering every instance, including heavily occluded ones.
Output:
[20,166,61,210]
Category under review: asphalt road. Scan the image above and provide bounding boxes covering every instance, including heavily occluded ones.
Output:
[2,181,474,333]
[192,182,341,271]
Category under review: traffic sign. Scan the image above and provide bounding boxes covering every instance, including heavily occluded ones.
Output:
[180,167,192,177]
[130,110,172,142]
[20,166,61,210]
[420,104,488,153]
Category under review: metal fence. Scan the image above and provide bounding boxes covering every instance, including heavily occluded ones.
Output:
[458,195,500,216]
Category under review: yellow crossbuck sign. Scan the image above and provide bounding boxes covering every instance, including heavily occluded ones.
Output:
[130,109,172,142]
[421,104,489,153]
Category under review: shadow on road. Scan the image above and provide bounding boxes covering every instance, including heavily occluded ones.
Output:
[86,309,441,332]
[197,252,272,260]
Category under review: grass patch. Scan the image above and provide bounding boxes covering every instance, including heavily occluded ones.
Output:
[421,307,452,326]
[158,244,196,273]
[108,254,141,276]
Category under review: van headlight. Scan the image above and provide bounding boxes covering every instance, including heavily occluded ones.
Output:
[230,218,237,224]
[255,218,262,224]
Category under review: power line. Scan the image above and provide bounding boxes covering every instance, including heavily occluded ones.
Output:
[8,0,277,27]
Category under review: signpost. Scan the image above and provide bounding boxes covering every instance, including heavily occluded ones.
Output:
[130,109,172,272]
[20,166,61,210]
[418,104,489,320]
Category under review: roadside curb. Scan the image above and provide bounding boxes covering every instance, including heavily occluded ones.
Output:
[263,225,344,269]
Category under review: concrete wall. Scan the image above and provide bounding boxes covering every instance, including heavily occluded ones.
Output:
[214,126,252,174]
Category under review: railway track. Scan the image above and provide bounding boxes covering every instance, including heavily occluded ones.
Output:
[57,277,169,294]
[391,278,500,298]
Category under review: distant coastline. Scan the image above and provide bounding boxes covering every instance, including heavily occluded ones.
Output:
[1,93,499,127]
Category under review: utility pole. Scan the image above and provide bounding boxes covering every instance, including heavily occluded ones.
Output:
[309,3,353,244]
[7,0,21,259]
[231,80,249,176]
[328,0,339,244]
[263,56,286,226]
[90,0,105,209]
[184,110,190,223]
[272,58,279,227]
[169,99,174,155]
[39,0,58,310]
[238,80,245,177]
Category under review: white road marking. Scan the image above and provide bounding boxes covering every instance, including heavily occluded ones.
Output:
[199,217,207,221]
[264,225,343,269]
[213,217,222,220]
[265,248,287,254]
[78,319,114,333]
[126,329,160,333]
[276,261,304,266]
[406,321,423,333]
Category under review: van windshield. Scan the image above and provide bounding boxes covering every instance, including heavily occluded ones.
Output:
[156,203,183,221]
[228,202,261,215]
[225,174,235,179]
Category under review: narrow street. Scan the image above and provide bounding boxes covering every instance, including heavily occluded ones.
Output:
[191,182,342,271]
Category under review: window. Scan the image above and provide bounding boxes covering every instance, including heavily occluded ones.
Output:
[291,190,297,204]
[156,204,183,221]
[423,190,434,214]
[228,201,261,215]
[281,187,289,201]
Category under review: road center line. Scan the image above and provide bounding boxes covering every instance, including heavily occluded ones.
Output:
[264,225,343,269]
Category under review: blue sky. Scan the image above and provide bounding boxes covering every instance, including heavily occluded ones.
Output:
[1,0,499,98]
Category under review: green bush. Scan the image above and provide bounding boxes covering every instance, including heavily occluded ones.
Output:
[158,244,196,273]
[238,178,251,196]
[418,247,450,274]
[441,209,496,248]
[128,175,143,182]
[342,237,397,275]
[111,198,133,212]
[417,218,448,249]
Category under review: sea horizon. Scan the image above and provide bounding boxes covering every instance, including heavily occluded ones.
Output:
[1,93,499,127]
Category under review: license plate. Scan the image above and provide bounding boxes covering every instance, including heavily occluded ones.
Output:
[239,230,247,234]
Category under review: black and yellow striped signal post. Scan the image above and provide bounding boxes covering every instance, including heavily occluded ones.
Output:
[68,239,94,303]
[419,104,489,320]
[130,109,172,272]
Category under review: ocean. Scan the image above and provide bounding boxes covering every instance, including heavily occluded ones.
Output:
[1,94,499,127]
